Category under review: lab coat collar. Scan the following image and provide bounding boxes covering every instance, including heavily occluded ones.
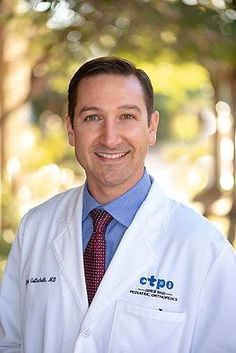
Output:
[81,180,170,328]
[52,185,88,315]
[82,169,152,227]
[52,180,171,327]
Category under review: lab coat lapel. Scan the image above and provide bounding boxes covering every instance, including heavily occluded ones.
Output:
[81,181,170,330]
[52,185,88,315]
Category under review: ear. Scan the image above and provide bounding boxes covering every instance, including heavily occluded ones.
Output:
[65,114,75,147]
[148,111,159,146]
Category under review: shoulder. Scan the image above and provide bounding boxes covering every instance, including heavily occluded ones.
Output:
[170,198,221,235]
[149,179,227,253]
[168,197,228,256]
[22,185,84,226]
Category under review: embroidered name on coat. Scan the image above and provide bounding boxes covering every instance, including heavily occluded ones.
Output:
[25,276,57,285]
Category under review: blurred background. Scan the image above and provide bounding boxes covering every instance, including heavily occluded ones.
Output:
[0,0,235,277]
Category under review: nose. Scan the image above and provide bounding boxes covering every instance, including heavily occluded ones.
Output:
[100,119,122,148]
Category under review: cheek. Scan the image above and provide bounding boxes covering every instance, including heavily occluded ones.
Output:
[125,124,147,138]
[74,131,94,155]
[129,127,152,146]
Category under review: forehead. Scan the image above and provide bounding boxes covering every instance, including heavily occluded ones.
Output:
[76,74,146,105]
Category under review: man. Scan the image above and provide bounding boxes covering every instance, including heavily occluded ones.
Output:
[0,57,236,353]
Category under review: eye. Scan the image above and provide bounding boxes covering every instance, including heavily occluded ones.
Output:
[84,114,100,122]
[121,114,136,120]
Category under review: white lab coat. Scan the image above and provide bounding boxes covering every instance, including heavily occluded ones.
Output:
[0,180,236,353]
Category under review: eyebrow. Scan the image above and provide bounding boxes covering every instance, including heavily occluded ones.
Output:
[117,105,142,113]
[78,106,101,115]
[78,104,142,116]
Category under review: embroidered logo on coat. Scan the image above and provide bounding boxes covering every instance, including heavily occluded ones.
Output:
[129,274,178,301]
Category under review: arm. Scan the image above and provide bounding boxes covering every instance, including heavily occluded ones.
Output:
[190,241,236,353]
[0,215,27,353]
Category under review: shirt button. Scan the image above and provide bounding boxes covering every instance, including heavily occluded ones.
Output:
[82,328,91,337]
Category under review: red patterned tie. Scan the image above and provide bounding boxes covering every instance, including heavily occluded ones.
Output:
[84,208,113,305]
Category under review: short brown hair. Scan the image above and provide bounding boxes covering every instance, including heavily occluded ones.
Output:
[68,56,154,127]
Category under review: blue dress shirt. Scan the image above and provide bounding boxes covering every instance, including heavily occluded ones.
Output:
[82,170,152,269]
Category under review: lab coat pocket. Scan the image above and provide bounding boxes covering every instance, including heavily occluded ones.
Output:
[108,300,186,353]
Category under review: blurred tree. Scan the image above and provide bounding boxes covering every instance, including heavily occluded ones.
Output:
[30,0,235,240]
[0,0,235,245]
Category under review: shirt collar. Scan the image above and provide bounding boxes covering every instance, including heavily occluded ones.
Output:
[82,169,152,227]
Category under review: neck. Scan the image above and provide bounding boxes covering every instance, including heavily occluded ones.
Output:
[87,184,131,204]
[86,173,145,204]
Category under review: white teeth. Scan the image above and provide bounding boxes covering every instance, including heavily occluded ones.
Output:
[96,152,126,159]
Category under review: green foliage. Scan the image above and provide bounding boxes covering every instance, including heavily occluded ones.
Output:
[171,112,200,141]
[1,0,235,264]
[19,121,82,177]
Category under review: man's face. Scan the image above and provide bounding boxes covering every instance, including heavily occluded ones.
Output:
[66,74,159,203]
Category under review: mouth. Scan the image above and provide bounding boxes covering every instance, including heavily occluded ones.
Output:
[95,152,129,160]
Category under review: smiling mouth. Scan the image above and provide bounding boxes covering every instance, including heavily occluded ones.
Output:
[95,152,129,160]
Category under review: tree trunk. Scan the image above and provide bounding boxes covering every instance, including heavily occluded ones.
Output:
[0,24,6,181]
[227,69,236,244]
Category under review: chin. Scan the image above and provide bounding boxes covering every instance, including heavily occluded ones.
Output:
[97,171,127,188]
[101,170,140,190]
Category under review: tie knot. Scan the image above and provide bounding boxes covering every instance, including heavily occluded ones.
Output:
[90,208,113,233]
